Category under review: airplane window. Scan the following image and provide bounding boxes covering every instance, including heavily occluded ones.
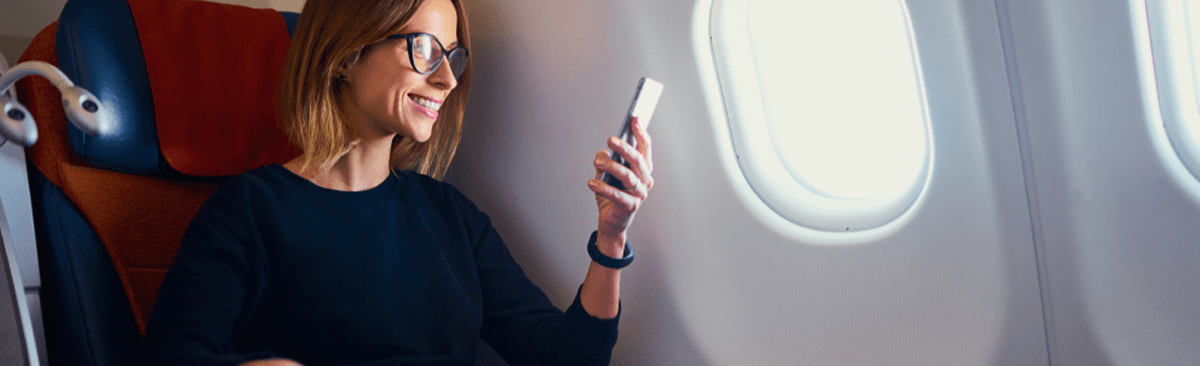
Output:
[1146,0,1200,182]
[709,0,931,232]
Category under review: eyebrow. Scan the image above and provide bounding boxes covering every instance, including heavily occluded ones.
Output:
[392,32,459,48]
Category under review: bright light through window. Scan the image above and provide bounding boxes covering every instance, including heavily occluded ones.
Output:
[1147,0,1200,183]
[709,0,931,231]
[748,0,927,199]
[1180,2,1200,150]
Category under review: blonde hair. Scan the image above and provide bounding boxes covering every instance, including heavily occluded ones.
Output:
[278,0,472,180]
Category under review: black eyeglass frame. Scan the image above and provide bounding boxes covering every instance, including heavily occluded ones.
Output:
[385,32,469,79]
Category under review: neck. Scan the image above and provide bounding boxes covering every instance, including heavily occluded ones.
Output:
[285,134,396,192]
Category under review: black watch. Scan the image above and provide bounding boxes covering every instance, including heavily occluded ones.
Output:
[587,230,634,269]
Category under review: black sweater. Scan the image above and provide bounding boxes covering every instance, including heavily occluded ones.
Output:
[139,164,618,366]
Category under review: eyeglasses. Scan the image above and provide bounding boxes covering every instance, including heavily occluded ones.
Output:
[386,32,469,80]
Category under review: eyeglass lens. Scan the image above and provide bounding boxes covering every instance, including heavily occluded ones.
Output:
[410,34,467,79]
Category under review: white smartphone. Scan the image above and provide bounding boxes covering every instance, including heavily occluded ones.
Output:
[601,77,663,190]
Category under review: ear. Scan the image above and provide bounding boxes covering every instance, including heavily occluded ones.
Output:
[338,47,365,79]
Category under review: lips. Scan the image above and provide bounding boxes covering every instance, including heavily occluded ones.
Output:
[408,94,442,119]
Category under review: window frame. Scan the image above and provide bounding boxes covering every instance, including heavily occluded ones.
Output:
[1144,0,1200,184]
[707,0,934,232]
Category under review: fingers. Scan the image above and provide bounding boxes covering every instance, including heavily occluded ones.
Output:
[604,137,653,192]
[632,116,654,175]
[588,178,641,213]
[589,116,655,215]
[594,151,605,180]
[606,137,654,191]
[594,150,648,200]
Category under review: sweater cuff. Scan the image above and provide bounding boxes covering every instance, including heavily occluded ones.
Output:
[561,285,621,353]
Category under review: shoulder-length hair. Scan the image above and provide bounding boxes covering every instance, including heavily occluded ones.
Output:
[278,0,472,180]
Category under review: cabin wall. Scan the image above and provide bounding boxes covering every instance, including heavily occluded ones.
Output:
[0,0,66,66]
[1002,1,1200,364]
[448,0,1050,364]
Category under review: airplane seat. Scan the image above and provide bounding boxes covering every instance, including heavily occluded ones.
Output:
[14,0,508,365]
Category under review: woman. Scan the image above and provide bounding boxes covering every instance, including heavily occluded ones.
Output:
[138,0,654,365]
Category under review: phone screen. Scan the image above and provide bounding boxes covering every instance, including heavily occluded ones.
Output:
[601,77,663,190]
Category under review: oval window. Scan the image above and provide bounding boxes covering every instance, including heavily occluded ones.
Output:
[1146,0,1200,183]
[710,0,932,231]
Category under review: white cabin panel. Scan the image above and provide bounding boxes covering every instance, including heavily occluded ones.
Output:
[1002,0,1200,365]
[448,0,1050,364]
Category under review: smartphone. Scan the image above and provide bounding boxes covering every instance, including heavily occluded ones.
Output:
[600,77,663,190]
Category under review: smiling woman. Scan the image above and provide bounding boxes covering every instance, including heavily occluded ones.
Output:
[138,0,656,365]
[276,0,471,181]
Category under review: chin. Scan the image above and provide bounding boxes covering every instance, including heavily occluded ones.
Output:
[409,127,435,143]
[399,114,436,143]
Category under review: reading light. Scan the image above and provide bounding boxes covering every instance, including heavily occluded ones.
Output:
[0,59,115,147]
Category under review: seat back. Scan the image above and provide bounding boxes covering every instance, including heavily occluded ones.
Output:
[18,0,297,364]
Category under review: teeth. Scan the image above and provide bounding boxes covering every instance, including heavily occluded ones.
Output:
[411,95,442,111]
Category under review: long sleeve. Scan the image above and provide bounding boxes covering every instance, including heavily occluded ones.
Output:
[139,165,622,365]
[139,188,275,366]
[451,189,620,366]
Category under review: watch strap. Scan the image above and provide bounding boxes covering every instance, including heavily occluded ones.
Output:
[587,230,634,269]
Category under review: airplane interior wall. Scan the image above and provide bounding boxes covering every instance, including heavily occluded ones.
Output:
[1,0,1198,365]
[1002,1,1200,365]
[449,0,1200,364]
[449,0,1049,364]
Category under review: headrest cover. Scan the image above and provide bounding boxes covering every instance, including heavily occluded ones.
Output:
[58,0,163,175]
[131,0,299,176]
[57,0,300,177]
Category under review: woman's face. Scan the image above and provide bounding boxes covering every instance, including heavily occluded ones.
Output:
[345,0,460,143]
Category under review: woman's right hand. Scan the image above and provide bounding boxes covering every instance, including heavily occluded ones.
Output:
[240,359,303,366]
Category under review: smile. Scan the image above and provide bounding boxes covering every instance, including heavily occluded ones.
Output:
[408,94,442,119]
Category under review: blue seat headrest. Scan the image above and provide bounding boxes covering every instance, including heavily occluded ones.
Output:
[56,0,299,177]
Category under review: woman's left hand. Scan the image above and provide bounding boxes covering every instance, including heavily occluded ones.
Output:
[588,116,654,239]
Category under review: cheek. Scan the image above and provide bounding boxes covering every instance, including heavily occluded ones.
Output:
[352,73,402,114]
[395,75,432,112]
[349,59,431,123]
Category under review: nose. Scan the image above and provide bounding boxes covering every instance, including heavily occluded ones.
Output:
[428,56,458,90]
